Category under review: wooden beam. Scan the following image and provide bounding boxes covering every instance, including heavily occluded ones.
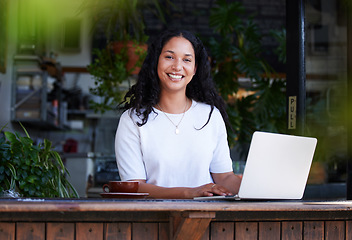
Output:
[170,212,215,240]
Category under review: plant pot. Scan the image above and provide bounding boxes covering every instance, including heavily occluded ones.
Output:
[111,41,147,75]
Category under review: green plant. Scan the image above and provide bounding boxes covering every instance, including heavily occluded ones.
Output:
[208,0,287,157]
[88,43,147,113]
[0,124,78,198]
[271,29,286,64]
[79,0,166,113]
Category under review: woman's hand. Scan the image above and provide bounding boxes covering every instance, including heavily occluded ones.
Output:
[132,178,237,199]
[184,183,233,199]
[212,171,242,195]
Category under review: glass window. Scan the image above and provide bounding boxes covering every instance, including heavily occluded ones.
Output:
[305,0,348,185]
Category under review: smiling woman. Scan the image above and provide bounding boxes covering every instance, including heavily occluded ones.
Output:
[115,29,242,199]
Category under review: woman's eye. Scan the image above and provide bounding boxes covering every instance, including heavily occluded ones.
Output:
[184,58,192,62]
[165,55,173,59]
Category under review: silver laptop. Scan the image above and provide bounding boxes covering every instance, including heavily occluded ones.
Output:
[194,131,317,201]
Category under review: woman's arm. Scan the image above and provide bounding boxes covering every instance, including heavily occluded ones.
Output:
[211,171,242,195]
[133,180,233,199]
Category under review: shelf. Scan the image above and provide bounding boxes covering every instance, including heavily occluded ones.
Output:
[61,66,88,73]
[11,55,67,130]
[67,109,93,115]
[13,119,68,131]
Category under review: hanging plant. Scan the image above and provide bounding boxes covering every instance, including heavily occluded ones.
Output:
[87,44,147,113]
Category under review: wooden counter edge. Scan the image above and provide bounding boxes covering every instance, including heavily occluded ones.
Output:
[0,200,351,213]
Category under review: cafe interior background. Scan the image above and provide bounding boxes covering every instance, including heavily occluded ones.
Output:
[0,0,350,199]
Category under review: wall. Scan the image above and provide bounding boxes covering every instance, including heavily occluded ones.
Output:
[142,0,286,72]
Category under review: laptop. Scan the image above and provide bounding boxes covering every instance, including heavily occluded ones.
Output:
[194,131,317,201]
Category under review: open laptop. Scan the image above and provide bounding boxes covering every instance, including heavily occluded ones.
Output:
[194,131,317,201]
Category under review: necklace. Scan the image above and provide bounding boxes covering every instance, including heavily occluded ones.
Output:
[157,100,188,135]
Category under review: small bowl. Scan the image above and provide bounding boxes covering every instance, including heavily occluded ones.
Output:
[102,181,139,193]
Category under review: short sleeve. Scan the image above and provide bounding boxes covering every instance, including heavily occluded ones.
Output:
[209,110,233,173]
[115,110,147,181]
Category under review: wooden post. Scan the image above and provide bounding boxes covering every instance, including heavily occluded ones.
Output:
[170,211,215,240]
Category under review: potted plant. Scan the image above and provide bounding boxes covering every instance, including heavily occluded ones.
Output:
[78,0,171,70]
[0,124,78,198]
[87,46,146,113]
[207,0,287,158]
[78,0,170,113]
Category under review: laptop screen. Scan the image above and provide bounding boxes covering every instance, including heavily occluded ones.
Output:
[238,131,317,199]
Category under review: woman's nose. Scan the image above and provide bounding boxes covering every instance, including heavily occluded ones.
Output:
[172,59,182,71]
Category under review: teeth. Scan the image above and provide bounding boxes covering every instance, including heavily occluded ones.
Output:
[168,74,182,79]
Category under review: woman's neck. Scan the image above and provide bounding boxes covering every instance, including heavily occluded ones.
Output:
[157,94,190,114]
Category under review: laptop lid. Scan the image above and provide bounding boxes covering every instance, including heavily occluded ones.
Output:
[238,131,317,200]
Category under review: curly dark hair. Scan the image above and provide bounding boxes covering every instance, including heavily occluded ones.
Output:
[120,29,231,130]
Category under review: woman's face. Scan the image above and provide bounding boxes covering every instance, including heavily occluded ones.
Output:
[157,36,196,94]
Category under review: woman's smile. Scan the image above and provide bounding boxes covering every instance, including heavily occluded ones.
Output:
[168,73,184,81]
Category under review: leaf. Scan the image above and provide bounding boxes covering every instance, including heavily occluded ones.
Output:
[19,122,30,138]
[27,175,38,184]
[209,0,244,36]
[21,170,28,179]
[43,139,52,152]
[50,151,65,173]
[61,177,79,198]
[0,123,8,132]
[19,136,33,146]
[4,131,18,144]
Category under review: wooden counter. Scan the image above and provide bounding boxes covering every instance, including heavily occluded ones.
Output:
[0,198,352,239]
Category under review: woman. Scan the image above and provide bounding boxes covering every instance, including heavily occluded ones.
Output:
[115,29,241,198]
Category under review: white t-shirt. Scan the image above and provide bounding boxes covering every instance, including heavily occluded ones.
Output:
[115,100,233,188]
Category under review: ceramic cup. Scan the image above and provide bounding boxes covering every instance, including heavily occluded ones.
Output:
[102,181,139,193]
